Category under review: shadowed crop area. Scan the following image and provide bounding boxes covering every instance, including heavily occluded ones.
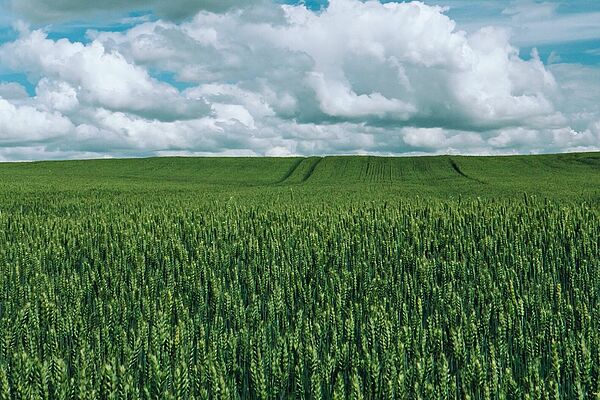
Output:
[0,154,599,399]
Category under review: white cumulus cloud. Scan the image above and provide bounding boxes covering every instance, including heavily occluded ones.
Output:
[0,98,73,144]
[0,29,211,121]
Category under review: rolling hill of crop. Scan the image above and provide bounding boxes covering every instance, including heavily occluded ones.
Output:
[0,152,599,201]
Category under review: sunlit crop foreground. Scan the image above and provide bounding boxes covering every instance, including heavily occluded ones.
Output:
[0,154,599,399]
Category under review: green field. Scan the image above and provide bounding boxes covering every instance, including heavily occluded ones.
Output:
[1,152,599,200]
[0,154,599,399]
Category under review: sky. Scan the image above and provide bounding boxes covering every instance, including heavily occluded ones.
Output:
[0,0,599,160]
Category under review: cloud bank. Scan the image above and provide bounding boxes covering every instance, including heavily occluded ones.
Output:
[0,0,599,160]
[7,0,266,22]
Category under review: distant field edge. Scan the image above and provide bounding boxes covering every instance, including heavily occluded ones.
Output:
[2,151,600,165]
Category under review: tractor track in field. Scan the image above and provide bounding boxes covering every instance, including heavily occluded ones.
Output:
[449,159,486,184]
[276,158,305,184]
[302,157,323,183]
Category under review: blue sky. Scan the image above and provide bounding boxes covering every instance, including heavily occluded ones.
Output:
[0,0,599,160]
[438,1,600,61]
